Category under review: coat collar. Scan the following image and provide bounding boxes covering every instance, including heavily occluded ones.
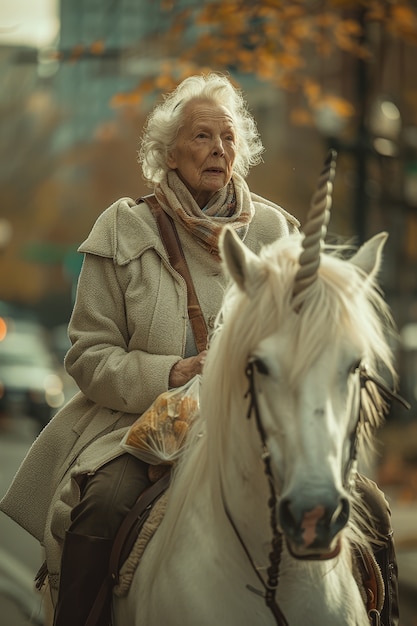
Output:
[78,197,168,265]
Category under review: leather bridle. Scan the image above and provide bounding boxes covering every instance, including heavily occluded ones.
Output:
[220,360,288,625]
[221,360,409,626]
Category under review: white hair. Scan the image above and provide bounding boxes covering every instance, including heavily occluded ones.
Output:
[138,73,265,186]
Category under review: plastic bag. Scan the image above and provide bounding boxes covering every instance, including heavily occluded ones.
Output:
[121,375,201,465]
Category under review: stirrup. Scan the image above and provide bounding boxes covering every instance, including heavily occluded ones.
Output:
[368,608,381,625]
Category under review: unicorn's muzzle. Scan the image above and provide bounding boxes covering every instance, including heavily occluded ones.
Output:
[278,494,350,559]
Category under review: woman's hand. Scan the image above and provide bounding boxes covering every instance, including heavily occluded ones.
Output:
[169,350,207,388]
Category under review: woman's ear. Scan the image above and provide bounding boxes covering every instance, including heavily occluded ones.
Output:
[166,150,177,169]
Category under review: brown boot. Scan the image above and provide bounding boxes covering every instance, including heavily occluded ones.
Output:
[356,474,400,626]
[53,531,113,626]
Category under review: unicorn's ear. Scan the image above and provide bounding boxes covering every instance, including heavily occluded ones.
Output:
[220,227,266,298]
[349,232,388,278]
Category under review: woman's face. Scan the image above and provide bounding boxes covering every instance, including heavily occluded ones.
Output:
[167,99,237,208]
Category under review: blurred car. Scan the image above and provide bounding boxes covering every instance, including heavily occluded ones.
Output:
[0,316,66,430]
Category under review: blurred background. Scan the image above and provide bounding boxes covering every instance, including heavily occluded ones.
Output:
[0,0,416,624]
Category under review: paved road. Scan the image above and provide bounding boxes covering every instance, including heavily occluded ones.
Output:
[0,416,45,626]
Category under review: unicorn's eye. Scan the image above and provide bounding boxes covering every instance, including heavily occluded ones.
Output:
[253,358,269,376]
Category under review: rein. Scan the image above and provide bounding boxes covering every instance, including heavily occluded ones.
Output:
[219,360,288,625]
[232,361,289,626]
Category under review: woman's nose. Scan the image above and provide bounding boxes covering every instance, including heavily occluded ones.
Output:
[212,138,225,157]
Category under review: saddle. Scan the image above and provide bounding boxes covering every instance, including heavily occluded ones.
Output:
[354,545,386,624]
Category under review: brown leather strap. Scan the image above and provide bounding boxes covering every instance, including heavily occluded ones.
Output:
[85,469,171,626]
[110,469,172,583]
[354,545,384,620]
[139,194,208,353]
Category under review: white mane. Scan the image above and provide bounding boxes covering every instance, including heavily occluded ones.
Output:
[151,233,397,559]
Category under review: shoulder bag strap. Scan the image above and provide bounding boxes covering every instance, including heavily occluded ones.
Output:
[138,194,208,353]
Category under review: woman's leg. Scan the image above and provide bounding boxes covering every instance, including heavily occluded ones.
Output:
[53,453,151,626]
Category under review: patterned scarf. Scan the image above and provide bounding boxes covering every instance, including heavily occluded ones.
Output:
[154,170,255,258]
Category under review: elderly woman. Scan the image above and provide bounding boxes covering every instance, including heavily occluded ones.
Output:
[1,73,398,626]
[1,74,298,625]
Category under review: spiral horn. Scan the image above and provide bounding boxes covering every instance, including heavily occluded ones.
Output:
[292,149,337,311]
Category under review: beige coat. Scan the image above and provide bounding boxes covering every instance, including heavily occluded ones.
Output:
[0,195,299,552]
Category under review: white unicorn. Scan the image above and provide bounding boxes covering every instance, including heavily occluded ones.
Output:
[113,151,399,626]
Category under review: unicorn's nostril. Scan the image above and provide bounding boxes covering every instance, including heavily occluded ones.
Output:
[331,497,350,533]
[279,494,350,549]
[279,498,297,535]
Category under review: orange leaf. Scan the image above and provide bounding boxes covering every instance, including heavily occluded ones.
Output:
[90,40,105,55]
[390,4,417,37]
[290,107,314,126]
[69,44,84,63]
[319,95,355,119]
[303,79,321,105]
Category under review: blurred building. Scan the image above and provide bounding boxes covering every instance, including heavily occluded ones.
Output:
[53,0,172,148]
